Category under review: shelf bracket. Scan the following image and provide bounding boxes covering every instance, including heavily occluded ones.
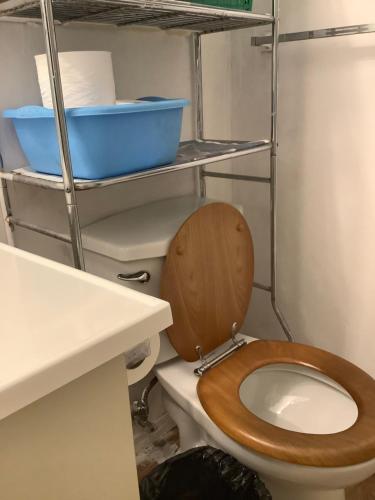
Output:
[254,282,271,292]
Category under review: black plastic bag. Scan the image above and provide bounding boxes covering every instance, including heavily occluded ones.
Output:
[139,446,272,500]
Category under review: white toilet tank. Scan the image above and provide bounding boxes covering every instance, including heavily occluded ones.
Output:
[82,195,221,364]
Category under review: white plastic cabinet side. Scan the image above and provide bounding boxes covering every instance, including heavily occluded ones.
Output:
[0,356,140,500]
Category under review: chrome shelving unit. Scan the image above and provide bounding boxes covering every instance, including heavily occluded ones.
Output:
[0,0,294,341]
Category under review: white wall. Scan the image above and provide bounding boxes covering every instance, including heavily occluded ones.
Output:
[201,31,234,202]
[231,0,375,377]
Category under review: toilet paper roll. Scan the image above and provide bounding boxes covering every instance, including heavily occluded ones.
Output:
[126,333,161,386]
[35,51,116,108]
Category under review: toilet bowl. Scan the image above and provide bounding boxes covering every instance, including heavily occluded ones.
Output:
[82,197,375,500]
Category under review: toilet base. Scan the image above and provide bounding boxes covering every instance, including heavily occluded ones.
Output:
[264,478,345,500]
[161,392,349,500]
[163,392,206,452]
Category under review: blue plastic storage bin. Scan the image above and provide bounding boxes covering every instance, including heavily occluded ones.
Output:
[4,97,190,179]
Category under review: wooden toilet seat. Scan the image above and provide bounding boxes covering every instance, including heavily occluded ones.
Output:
[197,340,375,467]
[161,202,254,362]
[161,202,375,468]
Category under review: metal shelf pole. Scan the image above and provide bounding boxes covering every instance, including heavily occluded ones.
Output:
[39,0,85,270]
[270,0,293,342]
[203,171,270,183]
[193,33,206,198]
[0,155,15,246]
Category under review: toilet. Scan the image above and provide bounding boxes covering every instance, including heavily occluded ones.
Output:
[82,196,375,500]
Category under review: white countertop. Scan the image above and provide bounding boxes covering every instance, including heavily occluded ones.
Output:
[0,243,172,421]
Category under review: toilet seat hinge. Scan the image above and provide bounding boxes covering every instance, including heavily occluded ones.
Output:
[194,323,246,377]
[195,345,206,363]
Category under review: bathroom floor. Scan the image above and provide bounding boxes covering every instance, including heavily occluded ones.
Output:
[133,419,374,498]
[133,414,180,482]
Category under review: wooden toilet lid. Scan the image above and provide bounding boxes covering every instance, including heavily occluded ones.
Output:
[198,340,375,467]
[160,202,254,362]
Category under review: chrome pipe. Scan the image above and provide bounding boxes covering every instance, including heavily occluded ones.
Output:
[193,33,206,198]
[131,377,158,431]
[8,217,71,243]
[140,377,158,409]
[0,154,15,246]
[39,0,85,270]
[203,171,270,183]
[270,0,293,342]
[270,0,279,158]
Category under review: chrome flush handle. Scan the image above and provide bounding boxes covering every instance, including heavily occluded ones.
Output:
[117,271,151,284]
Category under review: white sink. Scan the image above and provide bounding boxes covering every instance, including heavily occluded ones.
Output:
[0,243,172,420]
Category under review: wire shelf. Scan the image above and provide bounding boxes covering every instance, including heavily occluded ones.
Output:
[0,0,273,33]
[0,139,271,191]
